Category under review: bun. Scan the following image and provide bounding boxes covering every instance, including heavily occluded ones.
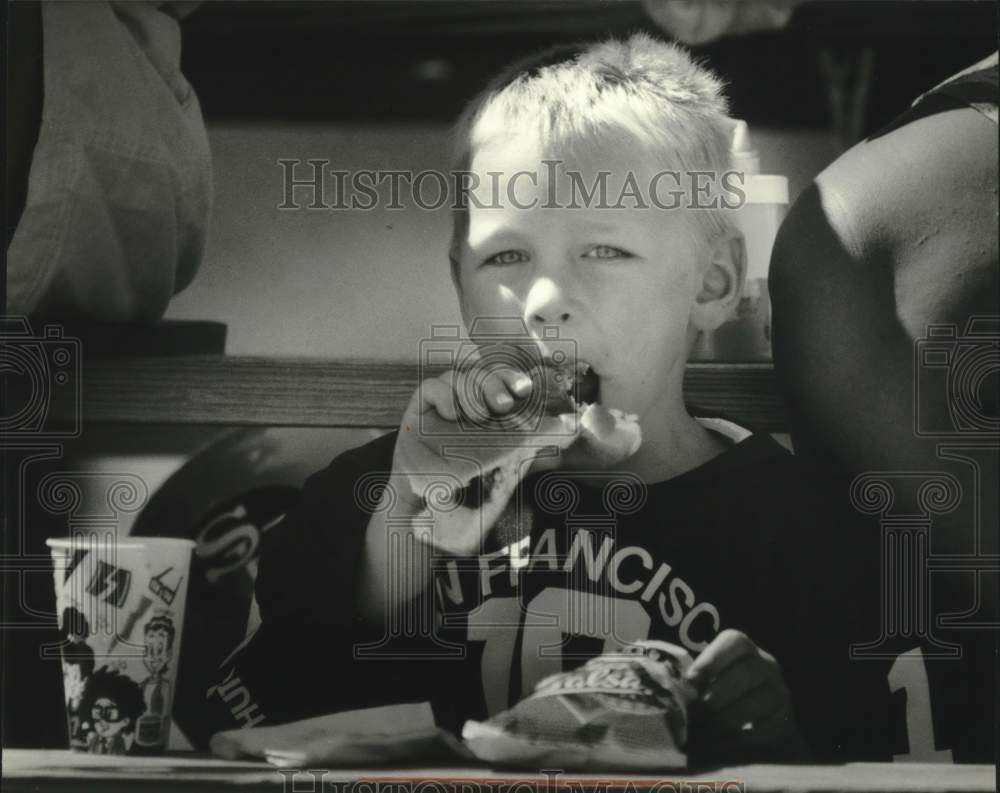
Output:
[534,363,642,467]
[417,362,642,496]
[574,403,643,467]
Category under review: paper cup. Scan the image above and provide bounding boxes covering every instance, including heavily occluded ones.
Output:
[47,535,195,754]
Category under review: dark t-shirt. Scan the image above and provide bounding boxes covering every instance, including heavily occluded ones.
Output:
[769,54,998,767]
[207,423,895,762]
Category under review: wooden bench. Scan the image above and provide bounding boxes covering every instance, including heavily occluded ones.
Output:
[49,357,787,431]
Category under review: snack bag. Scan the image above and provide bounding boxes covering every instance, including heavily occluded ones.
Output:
[462,640,695,771]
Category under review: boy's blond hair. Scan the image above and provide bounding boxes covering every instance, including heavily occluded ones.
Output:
[450,33,736,270]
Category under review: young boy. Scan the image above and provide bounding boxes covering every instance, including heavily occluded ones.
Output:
[214,34,889,764]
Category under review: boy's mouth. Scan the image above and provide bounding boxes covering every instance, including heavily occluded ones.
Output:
[539,359,600,412]
[574,363,601,406]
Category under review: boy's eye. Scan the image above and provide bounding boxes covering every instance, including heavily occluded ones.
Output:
[583,245,633,260]
[483,250,529,266]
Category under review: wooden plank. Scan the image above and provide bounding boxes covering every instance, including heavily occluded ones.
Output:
[45,356,788,430]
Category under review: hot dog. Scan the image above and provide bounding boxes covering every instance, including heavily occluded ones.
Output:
[411,362,642,516]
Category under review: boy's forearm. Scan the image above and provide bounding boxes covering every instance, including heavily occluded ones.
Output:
[357,501,436,625]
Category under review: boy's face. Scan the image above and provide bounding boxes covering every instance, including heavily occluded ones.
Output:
[455,137,711,419]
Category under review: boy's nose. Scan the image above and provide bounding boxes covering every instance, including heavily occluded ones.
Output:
[524,277,572,327]
[531,312,570,324]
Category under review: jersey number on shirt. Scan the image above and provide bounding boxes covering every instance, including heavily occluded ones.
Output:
[467,588,651,715]
[888,647,953,762]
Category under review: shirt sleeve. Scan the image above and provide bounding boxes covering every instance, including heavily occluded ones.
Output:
[254,430,398,628]
[198,432,440,737]
[256,433,396,628]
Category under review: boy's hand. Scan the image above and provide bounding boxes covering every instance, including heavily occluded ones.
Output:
[685,629,809,763]
[390,366,578,555]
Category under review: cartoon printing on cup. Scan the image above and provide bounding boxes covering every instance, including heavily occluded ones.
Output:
[59,607,96,749]
[55,576,152,755]
[136,613,176,747]
[48,538,195,755]
[58,606,179,754]
[78,668,146,755]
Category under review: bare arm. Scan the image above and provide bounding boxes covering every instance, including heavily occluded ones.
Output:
[770,104,997,615]
[356,369,575,625]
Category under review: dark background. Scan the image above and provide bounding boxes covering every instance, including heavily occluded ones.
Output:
[180,0,998,135]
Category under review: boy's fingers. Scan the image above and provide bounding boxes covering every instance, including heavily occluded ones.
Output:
[416,377,458,421]
[480,370,518,413]
[686,629,756,686]
[452,368,487,420]
[494,366,534,398]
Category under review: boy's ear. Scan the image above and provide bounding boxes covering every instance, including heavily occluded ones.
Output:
[690,229,746,333]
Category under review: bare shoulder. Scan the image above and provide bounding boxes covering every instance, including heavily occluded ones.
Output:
[818,104,995,250]
[773,104,997,333]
